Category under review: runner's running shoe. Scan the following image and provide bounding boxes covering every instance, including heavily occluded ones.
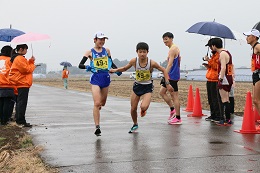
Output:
[225,119,233,126]
[94,128,101,136]
[216,120,227,126]
[168,117,182,125]
[128,124,138,133]
[168,109,176,120]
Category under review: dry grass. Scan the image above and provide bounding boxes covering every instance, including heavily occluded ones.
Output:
[0,124,58,173]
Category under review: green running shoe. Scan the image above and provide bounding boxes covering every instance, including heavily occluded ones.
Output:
[128,124,138,133]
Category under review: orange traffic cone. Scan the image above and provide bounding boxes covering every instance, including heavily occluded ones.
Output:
[253,107,260,122]
[187,88,205,117]
[234,92,260,134]
[183,84,194,112]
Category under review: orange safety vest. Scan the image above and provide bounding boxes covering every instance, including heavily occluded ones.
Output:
[206,52,219,82]
[0,55,13,88]
[9,55,36,88]
[62,69,69,78]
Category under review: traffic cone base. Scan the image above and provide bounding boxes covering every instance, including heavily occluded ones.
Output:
[234,129,260,134]
[234,91,260,134]
[187,113,205,117]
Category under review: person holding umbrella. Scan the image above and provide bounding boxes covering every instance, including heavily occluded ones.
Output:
[62,66,69,89]
[203,38,221,122]
[9,44,36,127]
[243,29,260,114]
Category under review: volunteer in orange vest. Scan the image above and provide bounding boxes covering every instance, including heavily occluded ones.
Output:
[62,66,69,89]
[203,38,221,122]
[9,44,36,127]
[0,45,14,125]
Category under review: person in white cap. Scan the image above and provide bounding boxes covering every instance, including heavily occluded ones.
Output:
[78,31,120,136]
[243,29,260,114]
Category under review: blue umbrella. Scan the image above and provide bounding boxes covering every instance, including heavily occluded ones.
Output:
[60,61,72,67]
[186,21,236,40]
[0,28,25,42]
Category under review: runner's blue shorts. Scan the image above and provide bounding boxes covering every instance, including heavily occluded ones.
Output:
[90,72,111,88]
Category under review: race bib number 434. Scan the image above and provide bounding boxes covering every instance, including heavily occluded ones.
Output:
[136,70,151,81]
[94,56,108,69]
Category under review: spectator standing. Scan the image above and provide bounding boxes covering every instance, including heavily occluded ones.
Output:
[9,44,36,127]
[0,45,14,125]
[62,66,69,89]
[211,38,234,126]
[203,38,221,122]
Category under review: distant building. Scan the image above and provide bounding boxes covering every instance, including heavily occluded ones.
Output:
[34,63,47,74]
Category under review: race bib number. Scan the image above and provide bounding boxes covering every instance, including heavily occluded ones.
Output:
[251,58,255,71]
[227,64,233,75]
[94,56,108,69]
[136,70,151,81]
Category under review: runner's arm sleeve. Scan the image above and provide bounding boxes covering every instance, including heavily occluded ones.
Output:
[109,56,122,76]
[109,56,117,69]
[78,56,88,69]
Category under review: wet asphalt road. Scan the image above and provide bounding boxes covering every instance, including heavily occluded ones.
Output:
[26,84,260,173]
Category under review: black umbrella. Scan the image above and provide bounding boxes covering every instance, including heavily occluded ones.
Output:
[186,21,236,39]
[186,21,236,55]
[253,21,260,32]
[60,61,72,67]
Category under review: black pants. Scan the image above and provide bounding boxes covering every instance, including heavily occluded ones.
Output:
[9,95,17,120]
[16,88,29,124]
[0,97,12,124]
[206,81,220,119]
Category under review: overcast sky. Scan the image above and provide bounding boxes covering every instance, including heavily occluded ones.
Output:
[0,0,259,71]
